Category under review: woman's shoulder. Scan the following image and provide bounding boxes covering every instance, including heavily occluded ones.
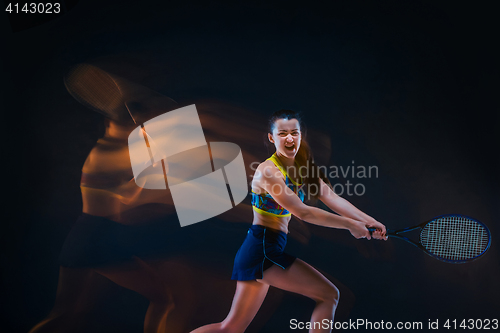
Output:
[253,160,285,183]
[256,159,278,173]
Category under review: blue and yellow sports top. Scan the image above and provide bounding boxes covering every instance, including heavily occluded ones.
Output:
[251,153,305,217]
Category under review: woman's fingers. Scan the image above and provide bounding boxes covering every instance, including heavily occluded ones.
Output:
[372,229,387,240]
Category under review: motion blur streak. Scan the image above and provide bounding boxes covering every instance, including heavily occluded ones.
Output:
[29,63,333,333]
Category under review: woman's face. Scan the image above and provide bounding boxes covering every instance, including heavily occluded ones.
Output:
[268,118,301,159]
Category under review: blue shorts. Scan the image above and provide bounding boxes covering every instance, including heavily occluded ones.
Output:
[231,225,296,281]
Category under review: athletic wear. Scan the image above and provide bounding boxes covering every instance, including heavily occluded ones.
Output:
[251,153,305,217]
[231,225,296,280]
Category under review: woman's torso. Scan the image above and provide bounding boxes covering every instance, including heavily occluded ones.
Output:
[251,153,304,233]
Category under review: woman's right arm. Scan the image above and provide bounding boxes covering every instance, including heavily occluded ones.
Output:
[256,164,372,239]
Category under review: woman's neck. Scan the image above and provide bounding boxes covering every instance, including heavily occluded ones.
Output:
[275,151,296,168]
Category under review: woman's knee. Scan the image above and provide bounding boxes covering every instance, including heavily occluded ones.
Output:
[331,284,340,305]
[219,315,256,333]
[218,321,245,333]
[313,282,340,306]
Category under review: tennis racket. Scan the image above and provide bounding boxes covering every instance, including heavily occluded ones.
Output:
[368,214,491,263]
[64,63,179,123]
[64,63,134,122]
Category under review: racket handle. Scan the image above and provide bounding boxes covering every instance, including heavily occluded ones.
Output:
[366,227,388,238]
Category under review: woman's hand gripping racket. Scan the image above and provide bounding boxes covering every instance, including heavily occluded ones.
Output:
[368,214,491,263]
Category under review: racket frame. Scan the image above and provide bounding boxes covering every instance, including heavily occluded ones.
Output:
[373,214,491,264]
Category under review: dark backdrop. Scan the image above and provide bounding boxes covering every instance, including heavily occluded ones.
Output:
[3,1,499,332]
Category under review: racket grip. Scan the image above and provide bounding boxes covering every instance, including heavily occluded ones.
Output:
[366,228,393,239]
[367,227,389,239]
[367,227,376,235]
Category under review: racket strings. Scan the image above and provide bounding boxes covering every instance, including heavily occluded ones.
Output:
[420,216,489,261]
[65,64,124,117]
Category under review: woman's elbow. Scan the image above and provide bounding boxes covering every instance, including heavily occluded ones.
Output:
[293,207,310,220]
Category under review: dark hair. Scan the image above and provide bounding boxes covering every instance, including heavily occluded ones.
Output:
[268,110,332,199]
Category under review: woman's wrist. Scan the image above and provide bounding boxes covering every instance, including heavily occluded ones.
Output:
[340,216,356,230]
[364,216,378,225]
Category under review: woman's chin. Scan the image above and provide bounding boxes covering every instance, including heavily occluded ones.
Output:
[280,148,297,158]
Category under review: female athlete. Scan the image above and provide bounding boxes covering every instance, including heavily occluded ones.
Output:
[190,110,387,333]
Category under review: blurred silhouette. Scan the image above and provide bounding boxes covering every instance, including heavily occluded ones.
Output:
[29,63,345,333]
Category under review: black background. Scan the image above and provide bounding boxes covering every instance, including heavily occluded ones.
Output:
[3,1,499,332]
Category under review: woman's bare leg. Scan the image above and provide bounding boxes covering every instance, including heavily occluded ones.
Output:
[261,259,339,333]
[190,259,338,333]
[190,280,269,333]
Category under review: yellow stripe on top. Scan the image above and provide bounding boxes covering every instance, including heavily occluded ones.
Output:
[267,153,303,186]
[252,206,292,217]
[251,153,305,217]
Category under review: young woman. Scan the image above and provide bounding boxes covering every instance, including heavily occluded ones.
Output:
[190,110,387,333]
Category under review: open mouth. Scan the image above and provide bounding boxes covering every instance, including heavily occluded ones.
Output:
[285,143,295,151]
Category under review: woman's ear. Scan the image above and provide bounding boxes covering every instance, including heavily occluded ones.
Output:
[268,133,274,144]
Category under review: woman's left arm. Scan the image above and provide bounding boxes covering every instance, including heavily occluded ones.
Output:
[317,178,387,239]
